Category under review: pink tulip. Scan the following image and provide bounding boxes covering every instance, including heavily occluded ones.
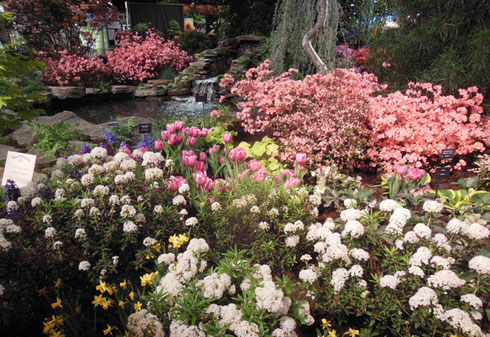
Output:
[189,137,197,146]
[219,156,225,164]
[139,147,148,154]
[168,134,182,146]
[200,152,207,162]
[229,148,247,162]
[247,159,262,172]
[182,127,191,136]
[395,164,407,176]
[190,127,201,138]
[182,151,197,168]
[201,128,211,137]
[154,139,164,152]
[196,161,205,172]
[161,131,169,140]
[166,123,176,134]
[407,168,425,180]
[167,176,187,191]
[175,121,185,130]
[284,177,300,188]
[223,133,233,143]
[295,153,307,166]
[254,169,268,181]
[238,170,249,180]
[194,171,207,186]
[119,146,131,155]
[209,144,220,155]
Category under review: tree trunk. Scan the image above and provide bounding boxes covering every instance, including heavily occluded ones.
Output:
[302,0,329,74]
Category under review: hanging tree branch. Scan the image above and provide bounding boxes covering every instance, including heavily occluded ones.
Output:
[302,0,329,74]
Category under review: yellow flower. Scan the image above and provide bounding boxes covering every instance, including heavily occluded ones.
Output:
[38,287,47,296]
[96,281,113,295]
[119,280,127,289]
[51,297,62,309]
[55,278,62,288]
[118,300,126,308]
[321,318,332,330]
[450,334,459,337]
[75,306,81,313]
[51,330,65,337]
[92,294,104,308]
[140,271,158,286]
[103,324,113,336]
[134,301,142,310]
[347,328,360,337]
[146,254,153,260]
[43,321,55,334]
[129,292,135,300]
[328,330,338,337]
[101,298,112,310]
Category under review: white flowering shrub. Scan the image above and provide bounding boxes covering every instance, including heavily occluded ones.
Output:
[295,197,489,336]
[196,178,316,269]
[128,241,313,337]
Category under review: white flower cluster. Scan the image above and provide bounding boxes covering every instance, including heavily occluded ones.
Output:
[128,309,165,337]
[172,195,186,206]
[422,200,443,213]
[231,194,257,208]
[78,261,90,271]
[143,237,157,247]
[379,199,402,212]
[123,221,138,233]
[120,205,136,218]
[0,218,21,234]
[379,274,401,289]
[427,270,466,290]
[409,287,438,311]
[341,220,365,238]
[299,267,319,284]
[144,168,163,181]
[340,208,363,222]
[255,280,290,314]
[384,207,411,236]
[284,220,304,234]
[468,255,490,275]
[142,151,164,167]
[197,273,232,299]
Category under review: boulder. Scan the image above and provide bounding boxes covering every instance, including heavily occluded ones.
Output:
[167,88,192,96]
[134,87,167,97]
[189,61,209,69]
[27,148,57,167]
[49,86,86,100]
[147,79,172,85]
[110,85,136,94]
[0,144,22,162]
[10,111,105,147]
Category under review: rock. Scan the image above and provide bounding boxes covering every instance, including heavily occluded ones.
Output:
[49,86,86,100]
[147,79,172,85]
[0,144,22,162]
[86,88,109,95]
[189,61,209,69]
[110,85,136,94]
[167,88,192,96]
[10,111,105,147]
[27,148,57,166]
[134,87,167,97]
[235,35,266,43]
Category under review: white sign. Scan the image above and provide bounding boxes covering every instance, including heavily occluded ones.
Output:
[1,151,37,188]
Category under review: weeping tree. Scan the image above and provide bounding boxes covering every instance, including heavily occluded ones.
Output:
[269,0,340,74]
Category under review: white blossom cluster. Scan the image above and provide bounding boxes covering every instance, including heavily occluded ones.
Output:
[142,151,164,167]
[127,309,165,337]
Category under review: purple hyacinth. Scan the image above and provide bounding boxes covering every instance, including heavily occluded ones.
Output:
[98,142,110,153]
[5,179,20,201]
[105,129,119,146]
[120,141,129,149]
[81,143,92,154]
[137,134,153,151]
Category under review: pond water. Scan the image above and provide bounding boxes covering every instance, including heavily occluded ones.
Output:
[70,96,217,125]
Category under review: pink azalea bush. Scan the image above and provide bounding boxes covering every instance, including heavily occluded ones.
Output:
[40,50,111,86]
[106,30,193,83]
[368,83,490,171]
[224,60,383,171]
[41,30,193,86]
[226,60,490,172]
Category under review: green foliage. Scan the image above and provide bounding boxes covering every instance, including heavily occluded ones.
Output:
[178,30,216,55]
[238,137,285,175]
[0,12,45,134]
[369,0,490,96]
[29,122,83,158]
[168,20,182,37]
[132,23,149,33]
[110,116,135,144]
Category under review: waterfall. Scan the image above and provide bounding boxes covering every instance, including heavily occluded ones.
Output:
[192,77,219,103]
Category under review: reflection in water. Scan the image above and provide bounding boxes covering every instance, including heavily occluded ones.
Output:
[71,96,217,124]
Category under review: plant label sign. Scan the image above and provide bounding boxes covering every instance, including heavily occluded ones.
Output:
[108,119,119,128]
[435,167,451,180]
[139,124,152,134]
[195,93,208,103]
[1,151,37,188]
[440,149,456,160]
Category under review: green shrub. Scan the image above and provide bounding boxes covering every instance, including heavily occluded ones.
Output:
[178,30,217,55]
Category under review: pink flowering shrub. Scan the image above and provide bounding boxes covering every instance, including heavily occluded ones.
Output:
[226,60,383,171]
[368,83,490,171]
[40,50,111,86]
[106,30,194,83]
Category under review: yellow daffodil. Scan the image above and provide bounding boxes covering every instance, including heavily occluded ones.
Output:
[51,297,62,309]
[38,287,47,296]
[55,278,62,288]
[96,281,113,295]
[328,329,338,337]
[134,301,142,310]
[43,321,55,334]
[450,334,459,337]
[92,294,104,308]
[129,292,135,300]
[347,328,360,337]
[101,298,112,310]
[124,331,132,337]
[118,300,126,308]
[321,318,332,330]
[119,280,127,289]
[103,324,113,336]
[140,271,158,286]
[51,330,65,337]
